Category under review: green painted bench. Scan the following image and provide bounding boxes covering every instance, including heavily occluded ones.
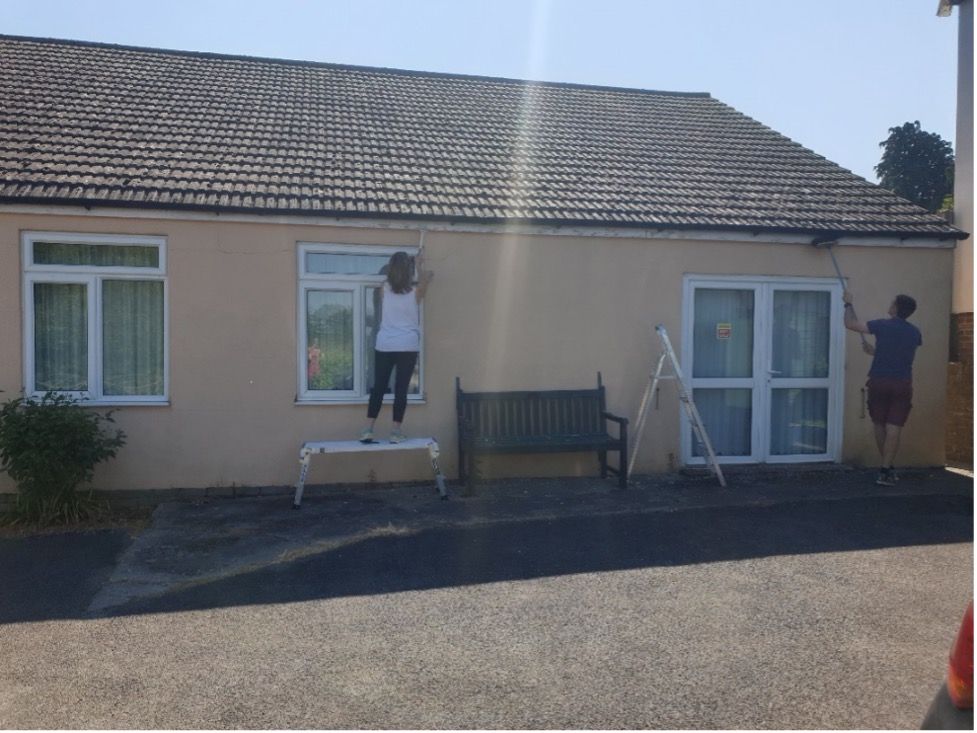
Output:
[455,374,629,489]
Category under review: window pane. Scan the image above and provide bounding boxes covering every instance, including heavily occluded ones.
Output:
[770,389,828,455]
[693,289,754,378]
[102,280,164,396]
[365,286,419,395]
[34,242,159,268]
[34,282,88,391]
[307,290,354,391]
[772,291,830,378]
[692,388,751,457]
[306,252,392,276]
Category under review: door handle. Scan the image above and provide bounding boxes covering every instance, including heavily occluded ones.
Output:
[768,370,782,375]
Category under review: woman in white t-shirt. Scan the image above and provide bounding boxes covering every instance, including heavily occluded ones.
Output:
[360,250,433,443]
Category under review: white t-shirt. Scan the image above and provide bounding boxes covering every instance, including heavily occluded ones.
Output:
[375,283,420,352]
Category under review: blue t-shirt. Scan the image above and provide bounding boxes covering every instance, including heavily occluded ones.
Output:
[867,318,922,380]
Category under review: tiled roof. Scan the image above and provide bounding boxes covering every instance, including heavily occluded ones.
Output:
[0,35,963,239]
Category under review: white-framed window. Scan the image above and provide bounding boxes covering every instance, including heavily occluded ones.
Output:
[22,231,168,404]
[297,242,423,402]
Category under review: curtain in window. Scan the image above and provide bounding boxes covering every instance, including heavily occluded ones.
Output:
[772,291,830,378]
[692,388,752,456]
[34,242,158,268]
[34,282,88,391]
[306,290,354,391]
[693,289,754,378]
[770,389,828,455]
[102,280,164,396]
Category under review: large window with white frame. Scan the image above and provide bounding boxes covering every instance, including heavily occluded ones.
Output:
[22,232,168,403]
[297,242,422,402]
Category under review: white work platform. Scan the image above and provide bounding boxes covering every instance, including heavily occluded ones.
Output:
[293,438,448,508]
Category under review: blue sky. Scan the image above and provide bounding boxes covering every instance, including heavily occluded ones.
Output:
[2,0,960,182]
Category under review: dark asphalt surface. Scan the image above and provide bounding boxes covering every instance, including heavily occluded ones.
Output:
[111,491,971,618]
[0,529,132,622]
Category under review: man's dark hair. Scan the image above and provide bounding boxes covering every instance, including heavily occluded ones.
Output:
[894,294,917,319]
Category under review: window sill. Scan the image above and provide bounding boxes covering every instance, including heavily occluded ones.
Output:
[76,400,170,407]
[295,396,427,406]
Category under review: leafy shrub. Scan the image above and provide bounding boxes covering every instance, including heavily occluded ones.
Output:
[0,392,126,525]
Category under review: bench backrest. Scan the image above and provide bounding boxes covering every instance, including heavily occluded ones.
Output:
[456,376,608,439]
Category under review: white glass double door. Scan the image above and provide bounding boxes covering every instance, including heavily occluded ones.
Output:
[681,276,844,465]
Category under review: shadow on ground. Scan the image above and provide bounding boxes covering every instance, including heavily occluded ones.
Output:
[111,491,972,618]
[1,478,972,624]
[0,529,132,623]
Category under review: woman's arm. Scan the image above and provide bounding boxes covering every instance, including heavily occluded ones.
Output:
[415,269,434,303]
[414,252,434,303]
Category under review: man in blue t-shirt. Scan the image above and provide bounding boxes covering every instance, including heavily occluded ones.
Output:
[843,291,922,486]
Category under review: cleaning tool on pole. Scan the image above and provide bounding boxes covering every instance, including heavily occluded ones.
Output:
[812,236,869,349]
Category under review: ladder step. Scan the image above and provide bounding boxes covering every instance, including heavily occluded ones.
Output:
[629,324,727,488]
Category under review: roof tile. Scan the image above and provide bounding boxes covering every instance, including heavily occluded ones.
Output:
[0,35,962,239]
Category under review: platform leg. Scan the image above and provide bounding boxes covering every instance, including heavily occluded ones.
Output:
[293,453,311,509]
[428,442,449,500]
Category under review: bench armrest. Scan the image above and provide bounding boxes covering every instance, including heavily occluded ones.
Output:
[602,411,629,426]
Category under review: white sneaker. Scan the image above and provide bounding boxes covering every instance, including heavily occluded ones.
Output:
[389,428,407,444]
[359,427,375,443]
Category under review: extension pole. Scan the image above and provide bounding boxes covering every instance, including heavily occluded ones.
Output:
[819,241,869,348]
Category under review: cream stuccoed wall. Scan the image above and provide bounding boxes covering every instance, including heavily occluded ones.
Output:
[0,211,954,492]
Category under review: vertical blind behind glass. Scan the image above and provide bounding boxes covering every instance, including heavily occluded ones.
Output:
[693,289,754,378]
[692,388,752,457]
[770,389,828,455]
[34,242,159,268]
[102,280,164,396]
[34,282,88,391]
[772,291,830,378]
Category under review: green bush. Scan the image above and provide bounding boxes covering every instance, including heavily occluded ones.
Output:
[0,392,126,525]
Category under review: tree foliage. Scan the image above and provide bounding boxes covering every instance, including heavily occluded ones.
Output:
[875,121,954,213]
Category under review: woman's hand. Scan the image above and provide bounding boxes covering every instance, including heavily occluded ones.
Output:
[415,267,433,302]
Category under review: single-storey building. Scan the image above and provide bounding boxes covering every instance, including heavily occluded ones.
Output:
[0,35,966,494]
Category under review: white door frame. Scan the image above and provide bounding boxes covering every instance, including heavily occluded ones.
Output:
[681,274,845,465]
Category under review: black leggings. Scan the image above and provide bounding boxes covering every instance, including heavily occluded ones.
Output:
[367,351,418,423]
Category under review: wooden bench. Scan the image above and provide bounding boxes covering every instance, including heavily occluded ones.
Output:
[455,374,629,489]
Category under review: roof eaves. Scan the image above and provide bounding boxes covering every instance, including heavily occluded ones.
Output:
[1,196,966,241]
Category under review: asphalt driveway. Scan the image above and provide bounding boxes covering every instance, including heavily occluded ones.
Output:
[0,468,972,728]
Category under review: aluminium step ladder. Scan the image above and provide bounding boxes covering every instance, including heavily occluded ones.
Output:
[629,324,727,488]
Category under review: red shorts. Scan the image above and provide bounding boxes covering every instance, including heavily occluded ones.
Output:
[867,377,913,427]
